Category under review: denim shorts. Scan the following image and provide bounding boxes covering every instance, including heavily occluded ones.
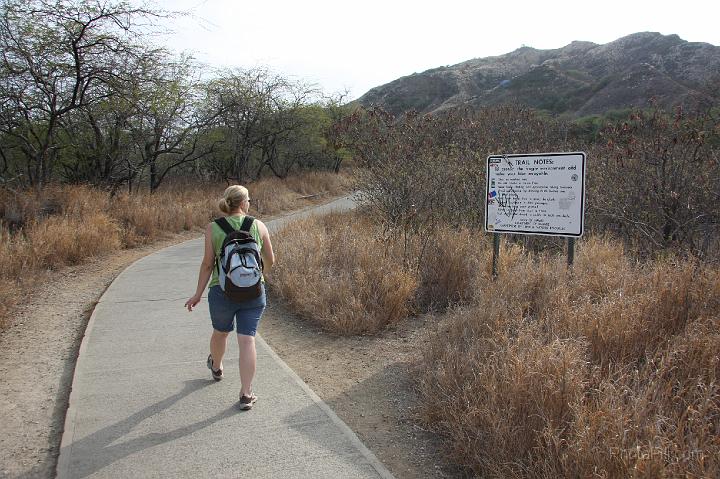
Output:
[207,284,266,336]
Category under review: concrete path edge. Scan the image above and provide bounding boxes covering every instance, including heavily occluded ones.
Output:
[55,246,153,479]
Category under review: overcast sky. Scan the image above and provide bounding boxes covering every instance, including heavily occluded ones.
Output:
[154,0,720,101]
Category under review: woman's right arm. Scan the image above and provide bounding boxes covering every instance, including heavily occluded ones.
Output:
[185,223,215,311]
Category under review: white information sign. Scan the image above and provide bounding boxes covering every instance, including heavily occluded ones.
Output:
[485,152,586,237]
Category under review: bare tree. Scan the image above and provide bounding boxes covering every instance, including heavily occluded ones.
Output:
[205,68,322,181]
[590,104,720,254]
[0,0,160,187]
[123,52,223,191]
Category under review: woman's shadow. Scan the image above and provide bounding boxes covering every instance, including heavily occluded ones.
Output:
[57,378,236,479]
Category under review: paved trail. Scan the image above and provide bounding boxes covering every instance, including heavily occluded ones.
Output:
[57,197,393,478]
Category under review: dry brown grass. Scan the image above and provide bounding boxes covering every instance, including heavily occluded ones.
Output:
[250,171,352,217]
[269,212,518,332]
[417,236,720,478]
[268,211,417,334]
[0,171,352,329]
[269,208,719,476]
[415,227,491,310]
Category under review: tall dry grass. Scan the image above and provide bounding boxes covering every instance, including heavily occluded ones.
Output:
[269,209,719,476]
[418,236,720,478]
[0,171,352,328]
[251,171,352,217]
[268,209,490,334]
[268,211,418,334]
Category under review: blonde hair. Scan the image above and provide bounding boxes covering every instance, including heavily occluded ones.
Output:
[218,185,249,214]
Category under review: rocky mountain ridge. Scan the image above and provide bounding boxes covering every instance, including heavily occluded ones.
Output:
[357,32,720,117]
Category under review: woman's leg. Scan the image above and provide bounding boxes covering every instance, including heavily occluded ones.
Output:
[210,330,229,370]
[208,286,234,371]
[237,334,256,396]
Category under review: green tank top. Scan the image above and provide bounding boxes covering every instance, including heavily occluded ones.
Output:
[209,215,264,288]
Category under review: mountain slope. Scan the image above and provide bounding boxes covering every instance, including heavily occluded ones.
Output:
[358,32,720,116]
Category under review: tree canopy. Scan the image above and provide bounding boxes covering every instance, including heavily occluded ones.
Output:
[0,0,349,191]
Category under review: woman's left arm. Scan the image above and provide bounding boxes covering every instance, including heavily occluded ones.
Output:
[185,223,215,312]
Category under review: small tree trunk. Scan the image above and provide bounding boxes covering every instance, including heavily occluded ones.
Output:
[150,161,158,192]
[333,155,342,173]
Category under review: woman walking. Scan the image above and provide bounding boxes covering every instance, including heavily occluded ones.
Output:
[185,185,275,410]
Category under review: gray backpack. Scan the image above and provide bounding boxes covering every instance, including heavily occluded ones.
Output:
[214,216,263,302]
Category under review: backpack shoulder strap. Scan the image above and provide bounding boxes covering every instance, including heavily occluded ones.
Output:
[214,217,235,235]
[239,216,255,232]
